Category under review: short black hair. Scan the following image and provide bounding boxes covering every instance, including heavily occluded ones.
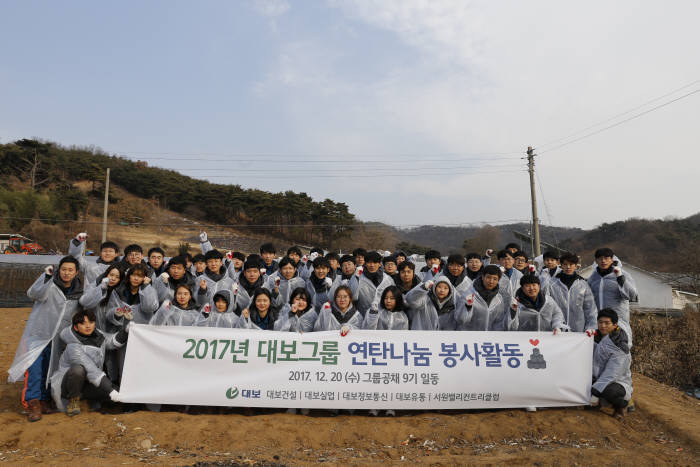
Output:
[513,250,528,260]
[286,246,302,257]
[382,254,397,265]
[497,249,513,260]
[243,257,263,271]
[193,254,206,263]
[520,274,540,286]
[72,306,96,326]
[364,251,382,263]
[312,256,331,269]
[424,249,441,261]
[125,262,149,278]
[310,247,325,256]
[594,248,615,259]
[483,264,502,278]
[598,308,618,324]
[59,256,80,270]
[232,251,246,261]
[504,243,519,251]
[289,287,313,311]
[167,255,188,268]
[100,241,119,253]
[465,252,481,261]
[325,252,339,262]
[259,243,276,254]
[339,254,355,265]
[447,254,465,266]
[204,249,224,261]
[278,256,296,269]
[559,253,579,265]
[395,251,407,259]
[352,248,367,258]
[124,244,143,256]
[543,250,559,261]
[380,285,405,311]
[397,261,415,272]
[148,247,165,257]
[213,292,230,307]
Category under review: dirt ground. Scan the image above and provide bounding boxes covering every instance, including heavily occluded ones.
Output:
[0,308,697,466]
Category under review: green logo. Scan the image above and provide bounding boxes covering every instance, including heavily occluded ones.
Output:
[226,387,239,399]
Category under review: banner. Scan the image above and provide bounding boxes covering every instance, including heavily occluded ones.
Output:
[120,325,592,409]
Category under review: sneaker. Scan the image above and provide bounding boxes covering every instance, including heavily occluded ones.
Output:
[613,407,626,420]
[525,406,537,412]
[300,408,310,415]
[368,409,379,417]
[286,408,297,415]
[66,398,81,417]
[40,399,54,414]
[27,399,42,422]
[385,409,396,417]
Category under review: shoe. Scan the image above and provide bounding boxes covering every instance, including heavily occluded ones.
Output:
[27,399,42,422]
[368,409,379,417]
[525,406,537,412]
[626,399,635,413]
[385,409,396,417]
[286,408,297,415]
[613,407,625,420]
[300,408,310,415]
[40,400,54,414]
[66,398,81,417]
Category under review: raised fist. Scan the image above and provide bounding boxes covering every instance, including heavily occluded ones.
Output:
[510,298,519,311]
[203,304,211,315]
[324,277,333,289]
[274,277,281,287]
[76,232,88,242]
[465,293,475,307]
[309,252,319,262]
[199,279,207,290]
[614,267,622,277]
[340,325,350,337]
[528,264,536,273]
[424,280,435,290]
[226,251,234,260]
[100,277,110,290]
[323,302,331,311]
[356,266,364,277]
[160,272,170,283]
[45,265,54,276]
[232,283,239,295]
[122,306,133,321]
[198,232,208,243]
[485,249,493,256]
[432,264,439,274]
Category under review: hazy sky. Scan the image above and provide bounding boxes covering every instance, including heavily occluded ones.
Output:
[2,1,699,229]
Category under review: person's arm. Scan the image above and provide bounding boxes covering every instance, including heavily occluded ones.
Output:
[139,283,160,313]
[67,234,89,274]
[616,270,638,301]
[348,275,361,301]
[362,309,380,330]
[62,343,108,386]
[592,344,630,394]
[454,293,475,327]
[79,280,108,309]
[404,283,429,309]
[198,232,213,254]
[26,268,54,302]
[582,284,598,332]
[299,310,318,332]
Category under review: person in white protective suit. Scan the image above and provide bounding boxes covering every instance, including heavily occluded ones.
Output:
[50,307,129,416]
[197,290,240,328]
[586,248,637,346]
[8,256,84,422]
[236,287,279,330]
[153,255,196,305]
[454,264,510,332]
[417,249,443,281]
[362,285,409,331]
[274,287,318,332]
[234,257,269,314]
[538,250,561,295]
[591,308,633,420]
[267,256,307,313]
[497,249,522,297]
[547,253,598,334]
[67,232,121,287]
[404,276,459,331]
[306,256,341,312]
[349,251,394,316]
[395,261,420,296]
[507,274,567,333]
[193,249,235,308]
[150,284,205,326]
[338,254,356,283]
[313,285,363,332]
[437,254,475,297]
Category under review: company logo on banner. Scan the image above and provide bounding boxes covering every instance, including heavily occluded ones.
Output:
[119,325,593,409]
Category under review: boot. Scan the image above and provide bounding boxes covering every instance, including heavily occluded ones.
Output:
[40,400,54,414]
[613,407,626,420]
[27,399,42,422]
[66,398,81,417]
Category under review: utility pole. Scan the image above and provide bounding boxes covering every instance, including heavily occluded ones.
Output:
[101,168,110,243]
[527,147,541,257]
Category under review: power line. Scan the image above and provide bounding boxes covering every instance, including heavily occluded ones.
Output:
[122,155,522,164]
[537,87,700,155]
[149,163,522,173]
[184,169,526,179]
[536,78,700,151]
[114,150,522,158]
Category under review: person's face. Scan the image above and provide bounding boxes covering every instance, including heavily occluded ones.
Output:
[288,252,300,263]
[129,271,145,288]
[215,299,228,313]
[384,262,397,275]
[396,255,406,265]
[499,255,515,269]
[544,258,559,269]
[365,261,380,274]
[334,289,351,310]
[522,282,540,299]
[186,259,193,268]
[292,295,308,311]
[435,282,450,300]
[514,256,527,270]
[149,252,164,269]
[447,262,464,277]
[206,258,222,273]
[560,261,577,275]
[261,252,275,266]
[314,265,329,279]
[597,317,614,336]
[175,288,191,306]
[280,263,295,280]
[170,263,185,280]
[244,267,260,283]
[383,291,396,311]
[195,261,206,273]
[400,267,414,284]
[467,258,482,272]
[355,255,365,266]
[232,258,243,270]
[482,274,499,290]
[255,294,271,315]
[74,317,96,336]
[126,250,143,265]
[341,261,356,276]
[329,259,339,271]
[595,256,614,270]
[59,263,78,285]
[107,268,121,287]
[101,247,117,263]
[427,258,441,267]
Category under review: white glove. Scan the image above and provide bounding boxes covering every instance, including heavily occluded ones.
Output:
[232,283,239,295]
[45,265,54,276]
[324,277,333,289]
[203,304,211,315]
[340,325,350,337]
[424,280,435,290]
[614,267,622,277]
[585,328,597,337]
[198,232,208,243]
[465,293,475,307]
[485,249,493,256]
[100,277,110,290]
[226,251,234,260]
[259,268,266,276]
[163,300,171,309]
[528,264,536,273]
[309,252,319,262]
[160,272,169,283]
[341,279,349,286]
[114,307,124,317]
[553,328,562,335]
[301,254,309,264]
[590,395,599,406]
[384,250,391,257]
[76,232,88,242]
[323,302,331,311]
[122,306,133,321]
[510,298,519,311]
[499,266,506,274]
[356,265,364,277]
[431,264,439,274]
[274,276,281,287]
[109,390,121,402]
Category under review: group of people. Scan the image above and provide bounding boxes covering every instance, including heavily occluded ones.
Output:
[8,232,637,421]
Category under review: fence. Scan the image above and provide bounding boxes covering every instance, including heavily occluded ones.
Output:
[0,263,51,307]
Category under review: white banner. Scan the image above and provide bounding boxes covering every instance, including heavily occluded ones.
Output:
[120,325,592,409]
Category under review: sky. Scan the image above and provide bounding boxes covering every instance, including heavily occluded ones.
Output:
[1,0,699,229]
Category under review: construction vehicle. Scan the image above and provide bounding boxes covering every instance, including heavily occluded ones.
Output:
[0,234,46,254]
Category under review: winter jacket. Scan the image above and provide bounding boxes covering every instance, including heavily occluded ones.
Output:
[548,273,597,332]
[273,304,319,332]
[404,277,458,330]
[313,302,363,331]
[68,238,120,287]
[587,261,637,342]
[194,266,235,307]
[592,327,633,400]
[149,300,203,326]
[454,277,509,331]
[362,305,410,330]
[507,289,566,332]
[349,271,395,316]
